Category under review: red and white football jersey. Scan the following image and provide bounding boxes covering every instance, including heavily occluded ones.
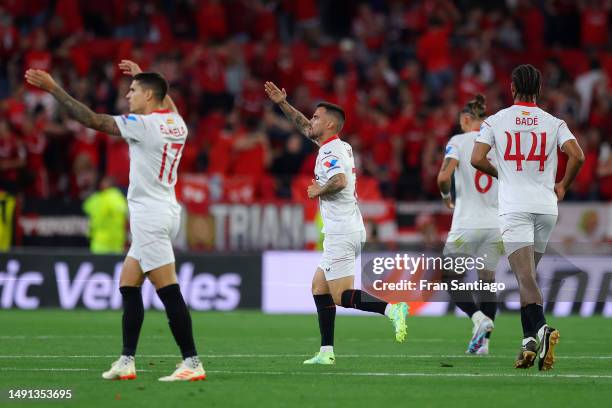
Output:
[475,102,576,216]
[314,135,365,235]
[113,109,187,217]
[445,130,498,230]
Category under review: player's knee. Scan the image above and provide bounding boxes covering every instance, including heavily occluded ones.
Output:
[332,291,344,306]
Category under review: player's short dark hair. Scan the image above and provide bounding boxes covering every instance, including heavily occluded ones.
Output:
[316,101,345,133]
[511,64,541,101]
[461,94,486,119]
[133,72,168,102]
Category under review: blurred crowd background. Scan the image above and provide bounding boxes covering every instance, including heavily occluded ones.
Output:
[0,0,611,204]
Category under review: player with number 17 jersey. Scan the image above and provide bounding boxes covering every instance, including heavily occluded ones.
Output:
[113,109,187,272]
[113,109,187,217]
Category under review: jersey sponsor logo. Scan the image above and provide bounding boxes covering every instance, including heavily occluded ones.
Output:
[166,117,175,125]
[445,145,453,154]
[323,159,338,168]
[521,111,530,116]
[122,114,138,122]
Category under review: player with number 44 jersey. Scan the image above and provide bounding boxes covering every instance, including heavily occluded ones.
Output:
[471,64,585,372]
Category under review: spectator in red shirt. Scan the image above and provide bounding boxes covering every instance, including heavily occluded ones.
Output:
[197,0,228,42]
[580,0,610,49]
[21,110,49,198]
[231,117,271,177]
[416,18,453,93]
[0,119,26,194]
[571,128,600,199]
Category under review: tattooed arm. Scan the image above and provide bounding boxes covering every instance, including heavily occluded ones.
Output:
[264,81,313,138]
[307,173,347,199]
[25,69,120,136]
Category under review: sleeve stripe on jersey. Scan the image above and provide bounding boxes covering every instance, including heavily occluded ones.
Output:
[482,120,491,127]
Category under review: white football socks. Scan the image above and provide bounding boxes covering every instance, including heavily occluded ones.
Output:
[384,303,393,317]
[184,356,201,369]
[320,346,334,354]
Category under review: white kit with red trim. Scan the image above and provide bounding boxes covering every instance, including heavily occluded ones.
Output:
[476,102,576,216]
[113,109,187,217]
[444,130,498,230]
[314,135,365,235]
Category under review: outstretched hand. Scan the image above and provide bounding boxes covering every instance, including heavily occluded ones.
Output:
[118,59,143,77]
[264,81,287,104]
[24,69,57,92]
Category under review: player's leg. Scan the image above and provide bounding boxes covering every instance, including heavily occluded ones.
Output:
[303,268,336,365]
[500,213,542,368]
[502,212,541,368]
[475,230,503,354]
[148,262,205,381]
[102,256,144,380]
[508,245,541,368]
[443,230,493,353]
[136,215,205,381]
[327,231,408,342]
[533,214,560,371]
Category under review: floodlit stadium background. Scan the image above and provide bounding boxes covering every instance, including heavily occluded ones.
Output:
[0,0,611,315]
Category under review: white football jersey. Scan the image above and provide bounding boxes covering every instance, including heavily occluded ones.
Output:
[314,135,365,235]
[475,102,576,216]
[444,130,498,230]
[113,109,187,217]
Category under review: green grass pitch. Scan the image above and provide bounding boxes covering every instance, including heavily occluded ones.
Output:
[1,310,611,407]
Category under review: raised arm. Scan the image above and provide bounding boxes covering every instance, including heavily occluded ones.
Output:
[264,81,313,138]
[555,139,585,201]
[471,142,498,178]
[118,59,178,113]
[25,69,120,136]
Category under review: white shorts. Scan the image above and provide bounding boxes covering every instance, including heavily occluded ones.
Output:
[318,230,366,281]
[443,228,503,271]
[500,212,557,255]
[127,213,180,272]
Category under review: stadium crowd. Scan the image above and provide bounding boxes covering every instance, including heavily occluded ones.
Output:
[0,0,611,202]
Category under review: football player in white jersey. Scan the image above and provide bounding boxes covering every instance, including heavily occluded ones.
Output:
[437,94,502,355]
[471,64,585,371]
[25,61,205,382]
[265,81,409,365]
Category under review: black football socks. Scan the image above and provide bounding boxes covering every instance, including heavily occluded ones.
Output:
[120,286,144,357]
[157,284,198,359]
[341,289,387,315]
[313,294,336,346]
